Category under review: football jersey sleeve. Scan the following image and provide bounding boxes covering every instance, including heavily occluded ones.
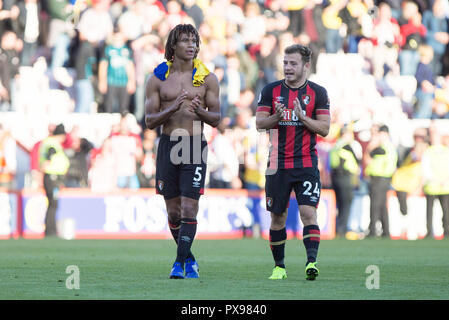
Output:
[256,85,273,114]
[315,87,330,116]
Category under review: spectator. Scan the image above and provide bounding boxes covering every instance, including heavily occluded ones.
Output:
[421,125,449,238]
[39,123,70,237]
[181,0,204,29]
[0,30,21,111]
[45,0,74,70]
[0,0,20,38]
[208,123,240,189]
[263,0,289,35]
[75,0,113,46]
[321,0,347,53]
[338,0,367,53]
[225,54,245,111]
[253,33,279,104]
[88,136,117,192]
[117,0,145,42]
[431,74,449,119]
[370,1,400,79]
[141,0,166,34]
[109,114,143,189]
[72,30,97,113]
[16,0,40,66]
[398,3,427,75]
[422,0,449,77]
[241,1,266,46]
[414,44,435,119]
[286,0,307,37]
[131,33,163,122]
[98,28,136,114]
[391,127,428,237]
[396,1,419,26]
[224,36,258,92]
[298,0,327,73]
[380,0,402,20]
[242,125,268,190]
[138,129,157,188]
[164,0,189,31]
[364,124,397,238]
[64,129,94,188]
[0,78,7,110]
[329,124,361,237]
[0,123,16,189]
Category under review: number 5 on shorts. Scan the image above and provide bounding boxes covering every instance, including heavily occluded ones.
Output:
[193,166,202,182]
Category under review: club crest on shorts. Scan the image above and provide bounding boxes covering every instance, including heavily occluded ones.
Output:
[157,180,164,191]
[266,197,273,208]
[302,94,310,105]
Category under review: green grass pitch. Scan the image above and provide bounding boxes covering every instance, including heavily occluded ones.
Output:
[1,238,448,300]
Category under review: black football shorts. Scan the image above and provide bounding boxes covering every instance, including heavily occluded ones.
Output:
[155,134,208,200]
[265,168,321,214]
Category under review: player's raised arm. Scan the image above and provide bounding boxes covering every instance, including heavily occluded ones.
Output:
[256,102,285,130]
[144,75,187,129]
[190,73,221,127]
[256,84,285,130]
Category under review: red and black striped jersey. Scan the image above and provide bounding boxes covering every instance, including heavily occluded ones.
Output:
[256,79,330,170]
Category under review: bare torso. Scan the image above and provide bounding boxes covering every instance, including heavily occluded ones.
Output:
[159,71,207,135]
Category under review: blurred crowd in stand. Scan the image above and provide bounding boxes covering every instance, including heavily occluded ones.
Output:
[1,0,449,238]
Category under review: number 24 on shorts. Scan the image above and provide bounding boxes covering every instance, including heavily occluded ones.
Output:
[302,181,320,197]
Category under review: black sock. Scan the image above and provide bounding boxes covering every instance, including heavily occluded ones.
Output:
[269,228,287,268]
[303,225,320,263]
[175,218,197,265]
[168,219,195,261]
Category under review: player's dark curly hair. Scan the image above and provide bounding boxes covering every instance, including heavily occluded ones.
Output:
[165,24,201,62]
[284,44,312,63]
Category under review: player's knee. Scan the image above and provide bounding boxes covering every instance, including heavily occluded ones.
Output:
[180,201,199,219]
[167,211,181,223]
[270,212,287,230]
[299,206,317,225]
[166,204,181,222]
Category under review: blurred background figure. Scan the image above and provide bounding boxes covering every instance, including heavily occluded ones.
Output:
[45,0,74,70]
[98,28,136,114]
[0,123,16,189]
[0,30,21,111]
[422,0,449,77]
[138,128,157,188]
[370,1,400,80]
[398,2,426,76]
[364,124,397,238]
[391,127,428,238]
[38,123,70,237]
[414,44,435,119]
[18,0,41,67]
[321,0,346,54]
[329,123,361,237]
[421,125,449,239]
[64,126,94,188]
[71,29,97,113]
[208,122,240,189]
[109,113,143,189]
